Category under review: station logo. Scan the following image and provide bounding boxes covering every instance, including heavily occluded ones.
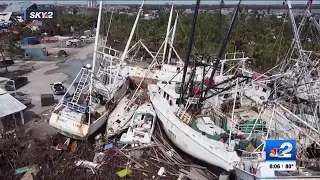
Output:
[265,140,296,161]
[24,10,57,20]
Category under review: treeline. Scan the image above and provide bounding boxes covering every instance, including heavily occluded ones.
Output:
[105,4,320,10]
[37,10,320,72]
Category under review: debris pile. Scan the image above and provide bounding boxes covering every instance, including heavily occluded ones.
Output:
[0,124,216,180]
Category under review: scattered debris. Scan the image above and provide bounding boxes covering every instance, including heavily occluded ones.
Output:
[71,141,78,152]
[116,168,133,178]
[157,167,165,176]
[75,160,101,169]
[20,165,39,180]
[14,166,30,175]
[104,143,113,151]
[0,122,217,180]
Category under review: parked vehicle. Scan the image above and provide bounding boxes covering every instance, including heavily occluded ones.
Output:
[50,82,67,95]
[4,77,28,91]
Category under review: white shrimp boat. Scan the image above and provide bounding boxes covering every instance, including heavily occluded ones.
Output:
[49,1,129,140]
[119,102,156,144]
[148,81,240,171]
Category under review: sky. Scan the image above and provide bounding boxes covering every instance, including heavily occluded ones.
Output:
[0,0,318,5]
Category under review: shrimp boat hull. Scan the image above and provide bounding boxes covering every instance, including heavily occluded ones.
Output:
[148,84,239,171]
[125,64,207,84]
[152,101,237,171]
[49,109,109,140]
[49,79,129,140]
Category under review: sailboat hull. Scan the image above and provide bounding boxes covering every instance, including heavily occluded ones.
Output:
[150,96,237,171]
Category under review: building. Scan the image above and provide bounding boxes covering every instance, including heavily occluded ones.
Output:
[3,2,36,14]
[0,88,27,133]
[87,0,97,8]
[0,12,13,28]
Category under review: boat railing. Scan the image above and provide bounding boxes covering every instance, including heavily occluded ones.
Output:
[62,100,89,113]
[175,108,192,124]
[236,123,267,135]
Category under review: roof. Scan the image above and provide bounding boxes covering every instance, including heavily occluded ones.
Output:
[3,2,33,13]
[0,12,12,22]
[0,88,27,118]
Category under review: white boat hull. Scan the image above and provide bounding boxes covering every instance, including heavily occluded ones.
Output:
[49,79,129,140]
[49,111,109,140]
[150,96,237,171]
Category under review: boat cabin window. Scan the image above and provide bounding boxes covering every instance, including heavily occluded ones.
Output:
[166,94,169,100]
[177,67,180,72]
[175,86,182,94]
[141,114,145,120]
[262,88,267,92]
[224,94,231,99]
[163,92,167,98]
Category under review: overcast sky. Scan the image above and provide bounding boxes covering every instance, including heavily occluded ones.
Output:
[0,0,317,5]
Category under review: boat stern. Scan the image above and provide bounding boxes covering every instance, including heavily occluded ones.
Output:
[49,110,89,140]
[226,151,241,171]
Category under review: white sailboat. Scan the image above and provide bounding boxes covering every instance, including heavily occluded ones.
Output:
[119,102,156,144]
[104,1,148,138]
[105,91,142,137]
[49,1,129,140]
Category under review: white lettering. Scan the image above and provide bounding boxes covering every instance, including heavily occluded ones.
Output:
[34,12,42,19]
[48,12,53,18]
[29,12,36,19]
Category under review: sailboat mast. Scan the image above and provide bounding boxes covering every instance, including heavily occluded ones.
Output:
[206,0,242,94]
[112,0,144,86]
[163,1,175,65]
[180,0,201,100]
[89,0,103,99]
[168,13,178,64]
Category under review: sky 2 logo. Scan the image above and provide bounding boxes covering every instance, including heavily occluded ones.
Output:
[265,140,296,162]
[24,10,57,21]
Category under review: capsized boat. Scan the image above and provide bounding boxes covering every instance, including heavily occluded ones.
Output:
[119,102,156,144]
[105,91,142,137]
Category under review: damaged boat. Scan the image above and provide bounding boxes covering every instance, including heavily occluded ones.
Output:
[119,102,156,144]
[49,1,128,140]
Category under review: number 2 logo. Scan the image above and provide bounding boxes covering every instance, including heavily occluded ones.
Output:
[47,12,53,18]
[280,142,292,158]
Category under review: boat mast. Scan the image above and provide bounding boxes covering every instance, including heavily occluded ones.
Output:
[113,0,145,86]
[205,0,242,95]
[88,0,103,123]
[180,0,201,101]
[168,13,178,64]
[163,0,175,65]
